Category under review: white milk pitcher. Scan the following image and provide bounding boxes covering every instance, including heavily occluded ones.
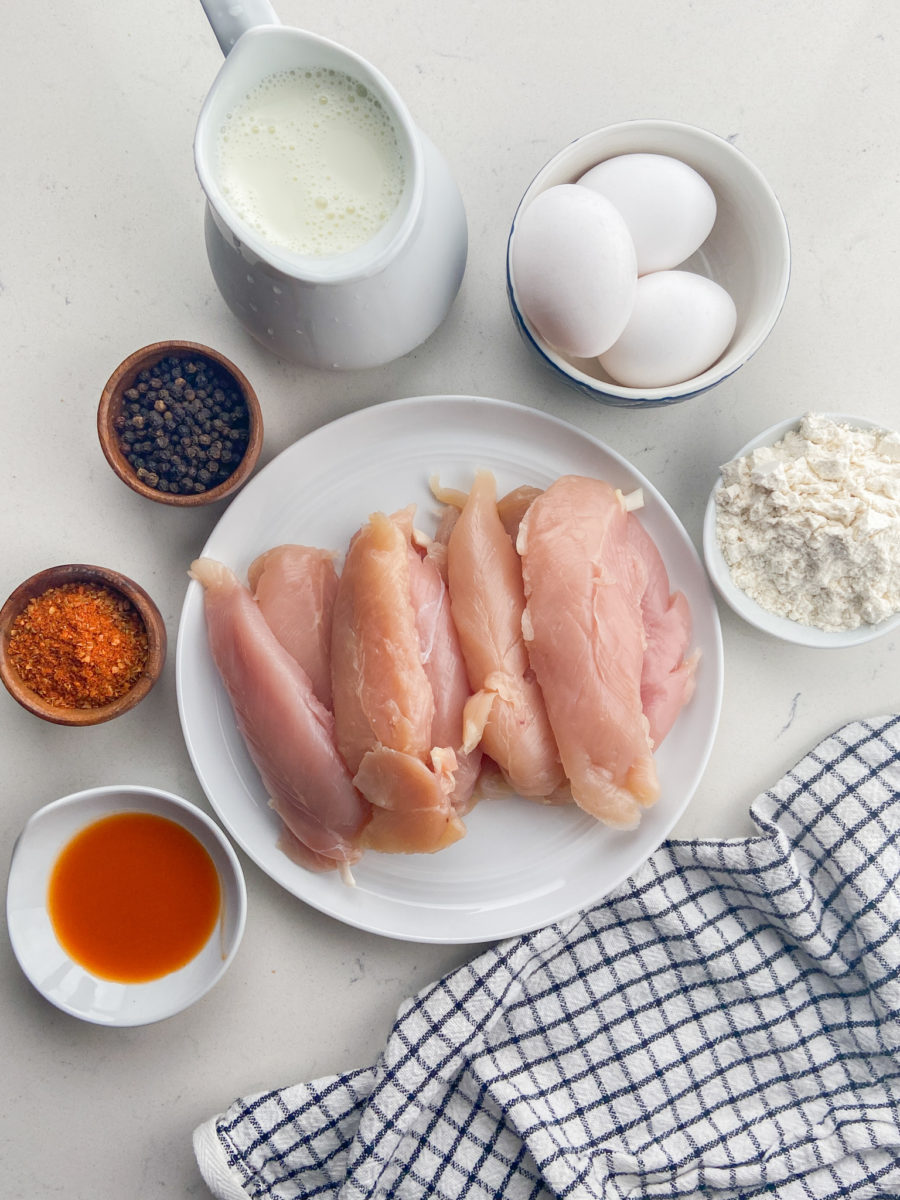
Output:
[195,0,467,369]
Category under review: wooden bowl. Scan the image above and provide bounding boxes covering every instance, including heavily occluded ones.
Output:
[0,564,167,726]
[97,341,263,506]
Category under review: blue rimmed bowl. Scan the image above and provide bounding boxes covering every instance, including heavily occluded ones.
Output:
[506,119,790,407]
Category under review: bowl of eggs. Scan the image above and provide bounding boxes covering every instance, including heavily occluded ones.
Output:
[506,119,791,407]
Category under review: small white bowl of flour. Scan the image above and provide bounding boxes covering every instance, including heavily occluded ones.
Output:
[703,412,900,647]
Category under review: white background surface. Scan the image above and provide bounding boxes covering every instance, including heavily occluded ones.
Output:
[2,2,898,1196]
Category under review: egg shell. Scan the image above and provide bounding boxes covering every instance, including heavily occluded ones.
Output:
[510,184,637,358]
[578,154,716,276]
[599,270,737,389]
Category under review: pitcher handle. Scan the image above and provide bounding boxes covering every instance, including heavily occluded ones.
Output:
[199,0,280,55]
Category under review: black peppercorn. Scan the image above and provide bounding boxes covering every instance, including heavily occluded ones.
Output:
[115,353,252,497]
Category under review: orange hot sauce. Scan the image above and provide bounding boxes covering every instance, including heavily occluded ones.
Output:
[48,812,221,983]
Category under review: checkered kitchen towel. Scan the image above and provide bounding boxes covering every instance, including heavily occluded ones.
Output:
[194,715,900,1199]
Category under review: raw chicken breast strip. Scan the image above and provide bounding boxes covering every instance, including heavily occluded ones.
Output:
[626,513,699,749]
[493,480,695,748]
[190,557,370,872]
[442,470,564,798]
[518,476,660,829]
[248,544,338,710]
[331,508,465,853]
[353,747,463,854]
[497,483,542,542]
[331,507,434,772]
[407,532,482,814]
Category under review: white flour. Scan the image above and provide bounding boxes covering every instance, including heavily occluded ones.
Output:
[715,413,900,631]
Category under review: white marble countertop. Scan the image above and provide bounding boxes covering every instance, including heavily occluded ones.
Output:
[3,2,899,1195]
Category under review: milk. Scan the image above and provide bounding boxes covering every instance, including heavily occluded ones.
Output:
[216,67,406,257]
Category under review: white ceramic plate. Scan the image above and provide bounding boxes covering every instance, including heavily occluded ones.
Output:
[703,413,900,648]
[176,395,724,943]
[6,785,246,1026]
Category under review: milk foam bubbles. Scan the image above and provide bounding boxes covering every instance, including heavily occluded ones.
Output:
[216,67,406,257]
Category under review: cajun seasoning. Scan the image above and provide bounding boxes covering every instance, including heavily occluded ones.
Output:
[6,582,149,708]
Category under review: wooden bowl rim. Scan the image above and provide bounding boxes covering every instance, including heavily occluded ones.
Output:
[97,340,263,507]
[0,564,167,726]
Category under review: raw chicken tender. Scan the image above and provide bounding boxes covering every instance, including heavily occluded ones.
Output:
[355,746,464,853]
[626,514,699,748]
[190,557,370,872]
[330,508,465,852]
[331,508,434,771]
[407,533,482,813]
[518,476,660,828]
[441,470,564,798]
[497,484,542,542]
[248,544,338,709]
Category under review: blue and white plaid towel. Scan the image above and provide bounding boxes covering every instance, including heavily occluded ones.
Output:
[194,715,900,1200]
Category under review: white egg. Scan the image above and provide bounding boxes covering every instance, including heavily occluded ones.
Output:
[598,270,737,389]
[510,184,637,358]
[578,154,716,275]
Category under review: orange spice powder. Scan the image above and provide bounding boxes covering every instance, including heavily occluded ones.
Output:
[7,582,149,708]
